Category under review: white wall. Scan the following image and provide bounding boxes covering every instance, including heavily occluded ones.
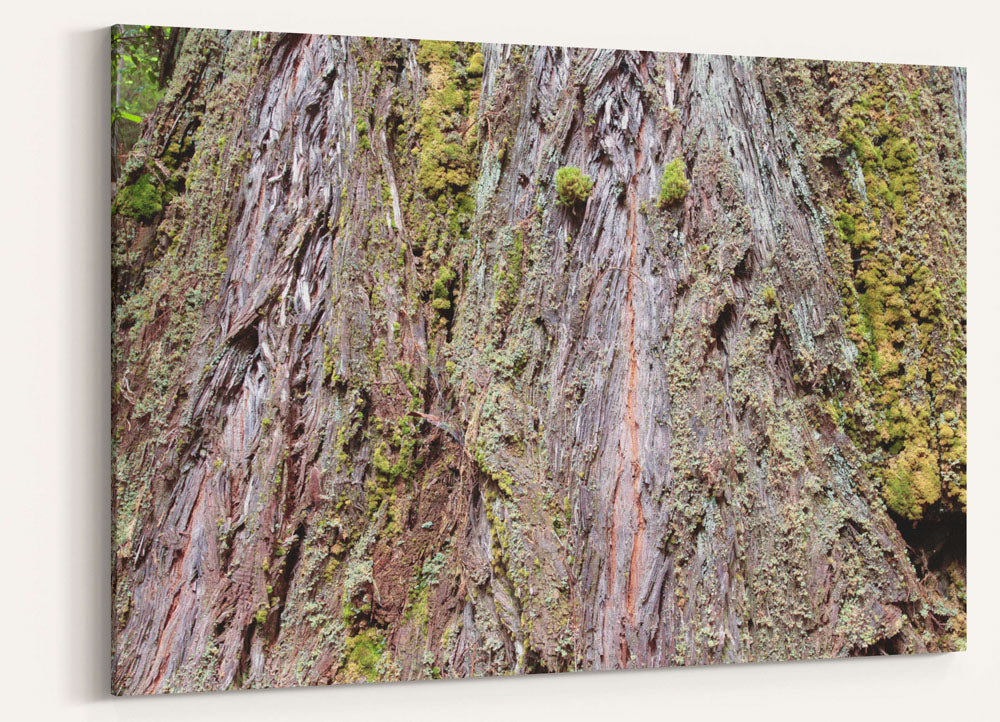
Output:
[1,1,995,719]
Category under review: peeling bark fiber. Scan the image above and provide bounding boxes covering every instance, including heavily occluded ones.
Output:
[111,29,967,694]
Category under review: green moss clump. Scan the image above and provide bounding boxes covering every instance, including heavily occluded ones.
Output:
[254,605,268,625]
[466,51,484,77]
[373,442,392,478]
[838,92,919,221]
[416,40,458,65]
[554,166,593,207]
[418,141,469,196]
[355,118,370,151]
[658,158,689,207]
[431,266,456,312]
[344,628,386,682]
[114,172,164,221]
[415,40,473,198]
[884,440,940,519]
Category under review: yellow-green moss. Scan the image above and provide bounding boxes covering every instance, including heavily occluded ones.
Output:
[466,51,484,77]
[415,40,473,197]
[431,266,456,313]
[826,78,966,520]
[839,91,919,222]
[114,172,164,221]
[658,158,689,207]
[343,628,387,682]
[416,40,458,66]
[554,166,593,207]
[884,440,941,519]
[254,600,272,626]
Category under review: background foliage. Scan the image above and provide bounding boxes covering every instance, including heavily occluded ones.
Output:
[111,25,181,180]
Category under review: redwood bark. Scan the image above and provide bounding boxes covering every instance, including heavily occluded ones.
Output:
[111,31,966,694]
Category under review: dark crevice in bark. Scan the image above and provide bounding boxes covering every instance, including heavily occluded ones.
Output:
[273,522,305,640]
[896,511,966,576]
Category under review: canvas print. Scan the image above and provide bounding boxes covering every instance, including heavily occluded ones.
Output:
[111,25,967,694]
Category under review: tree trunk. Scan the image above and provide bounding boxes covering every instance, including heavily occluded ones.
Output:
[111,31,966,694]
